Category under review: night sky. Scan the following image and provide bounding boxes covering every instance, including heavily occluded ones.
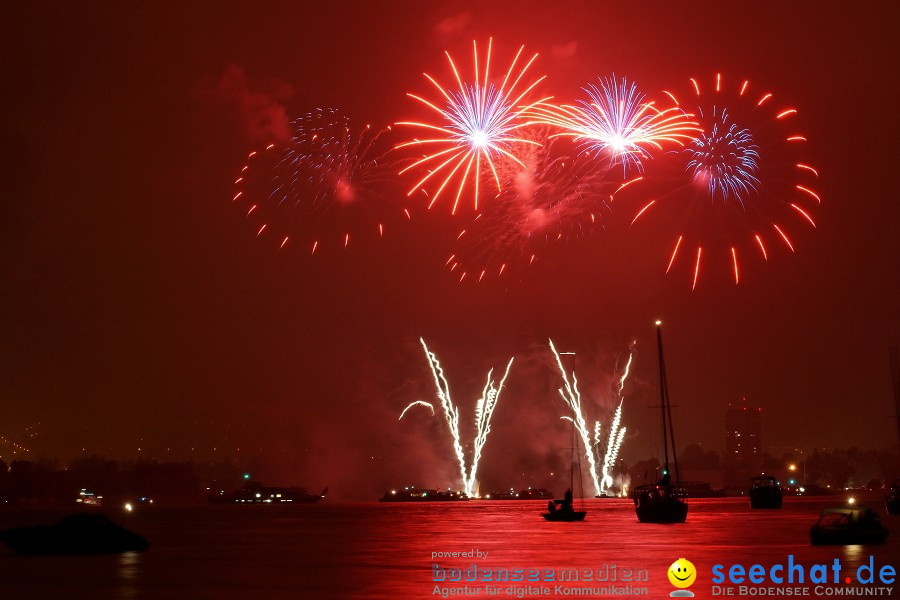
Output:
[2,1,898,498]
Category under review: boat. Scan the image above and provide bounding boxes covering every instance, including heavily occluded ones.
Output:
[208,481,327,504]
[886,480,900,515]
[634,321,688,524]
[379,487,468,502]
[486,488,553,500]
[75,488,102,506]
[809,506,889,545]
[542,417,587,522]
[543,495,586,521]
[0,513,149,555]
[749,476,783,509]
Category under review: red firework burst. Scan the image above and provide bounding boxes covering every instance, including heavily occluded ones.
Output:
[623,73,820,289]
[396,38,549,214]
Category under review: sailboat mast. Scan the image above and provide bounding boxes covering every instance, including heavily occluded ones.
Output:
[665,371,681,486]
[657,322,681,485]
[656,323,670,477]
[570,424,575,494]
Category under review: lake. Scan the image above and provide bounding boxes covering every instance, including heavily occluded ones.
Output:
[1,495,898,598]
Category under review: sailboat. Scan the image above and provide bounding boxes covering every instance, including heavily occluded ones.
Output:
[633,320,688,523]
[542,424,587,522]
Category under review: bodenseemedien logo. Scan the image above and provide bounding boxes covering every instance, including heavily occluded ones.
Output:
[668,558,696,597]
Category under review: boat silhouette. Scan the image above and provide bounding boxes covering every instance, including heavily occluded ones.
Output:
[0,513,149,555]
[633,321,688,524]
[208,481,327,504]
[379,487,468,502]
[749,475,783,509]
[810,506,888,545]
[543,404,587,522]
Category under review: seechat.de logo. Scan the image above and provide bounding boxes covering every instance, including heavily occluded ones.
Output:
[668,558,697,597]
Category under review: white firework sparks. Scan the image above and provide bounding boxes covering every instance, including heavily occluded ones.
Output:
[600,401,627,493]
[549,339,602,496]
[398,401,435,420]
[549,339,634,496]
[417,338,514,497]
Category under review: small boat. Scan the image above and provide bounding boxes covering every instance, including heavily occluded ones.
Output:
[209,481,327,504]
[634,321,688,524]
[810,507,889,545]
[0,513,149,555]
[634,483,688,523]
[542,421,587,522]
[75,488,102,506]
[886,480,900,515]
[749,476,783,509]
[486,488,553,500]
[543,500,586,522]
[379,487,468,502]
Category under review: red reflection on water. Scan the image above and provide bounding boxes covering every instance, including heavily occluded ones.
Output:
[0,497,896,598]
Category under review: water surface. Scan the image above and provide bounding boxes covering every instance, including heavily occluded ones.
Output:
[1,496,898,598]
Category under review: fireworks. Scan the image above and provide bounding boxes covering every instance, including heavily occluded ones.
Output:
[396,39,548,213]
[600,401,627,492]
[527,76,699,174]
[549,339,633,497]
[686,111,760,201]
[227,48,822,291]
[445,129,618,282]
[625,74,820,288]
[413,339,514,498]
[232,108,407,253]
[398,401,435,420]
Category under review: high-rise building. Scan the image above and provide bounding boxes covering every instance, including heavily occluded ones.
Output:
[724,396,762,488]
[726,396,762,461]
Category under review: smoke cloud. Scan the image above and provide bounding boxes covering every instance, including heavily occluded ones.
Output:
[193,64,293,145]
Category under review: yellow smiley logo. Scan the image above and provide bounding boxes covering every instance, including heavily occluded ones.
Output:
[668,558,696,589]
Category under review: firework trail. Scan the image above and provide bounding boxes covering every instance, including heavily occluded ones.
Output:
[600,401,627,493]
[548,339,602,496]
[398,401,435,420]
[549,340,634,496]
[526,76,699,174]
[416,338,514,497]
[396,38,548,213]
[232,108,409,253]
[598,349,633,492]
[624,74,820,288]
[445,129,619,283]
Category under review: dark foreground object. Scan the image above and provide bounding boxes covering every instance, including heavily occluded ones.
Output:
[634,484,688,523]
[0,513,149,555]
[809,507,888,545]
[542,510,586,522]
[749,476,783,509]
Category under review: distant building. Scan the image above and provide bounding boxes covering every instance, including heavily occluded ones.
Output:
[724,396,763,489]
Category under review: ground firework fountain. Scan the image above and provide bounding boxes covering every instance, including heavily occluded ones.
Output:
[400,338,514,498]
[549,339,633,497]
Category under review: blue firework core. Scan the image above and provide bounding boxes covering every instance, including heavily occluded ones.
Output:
[686,110,760,202]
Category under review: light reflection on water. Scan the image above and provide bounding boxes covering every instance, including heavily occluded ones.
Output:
[0,497,897,598]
